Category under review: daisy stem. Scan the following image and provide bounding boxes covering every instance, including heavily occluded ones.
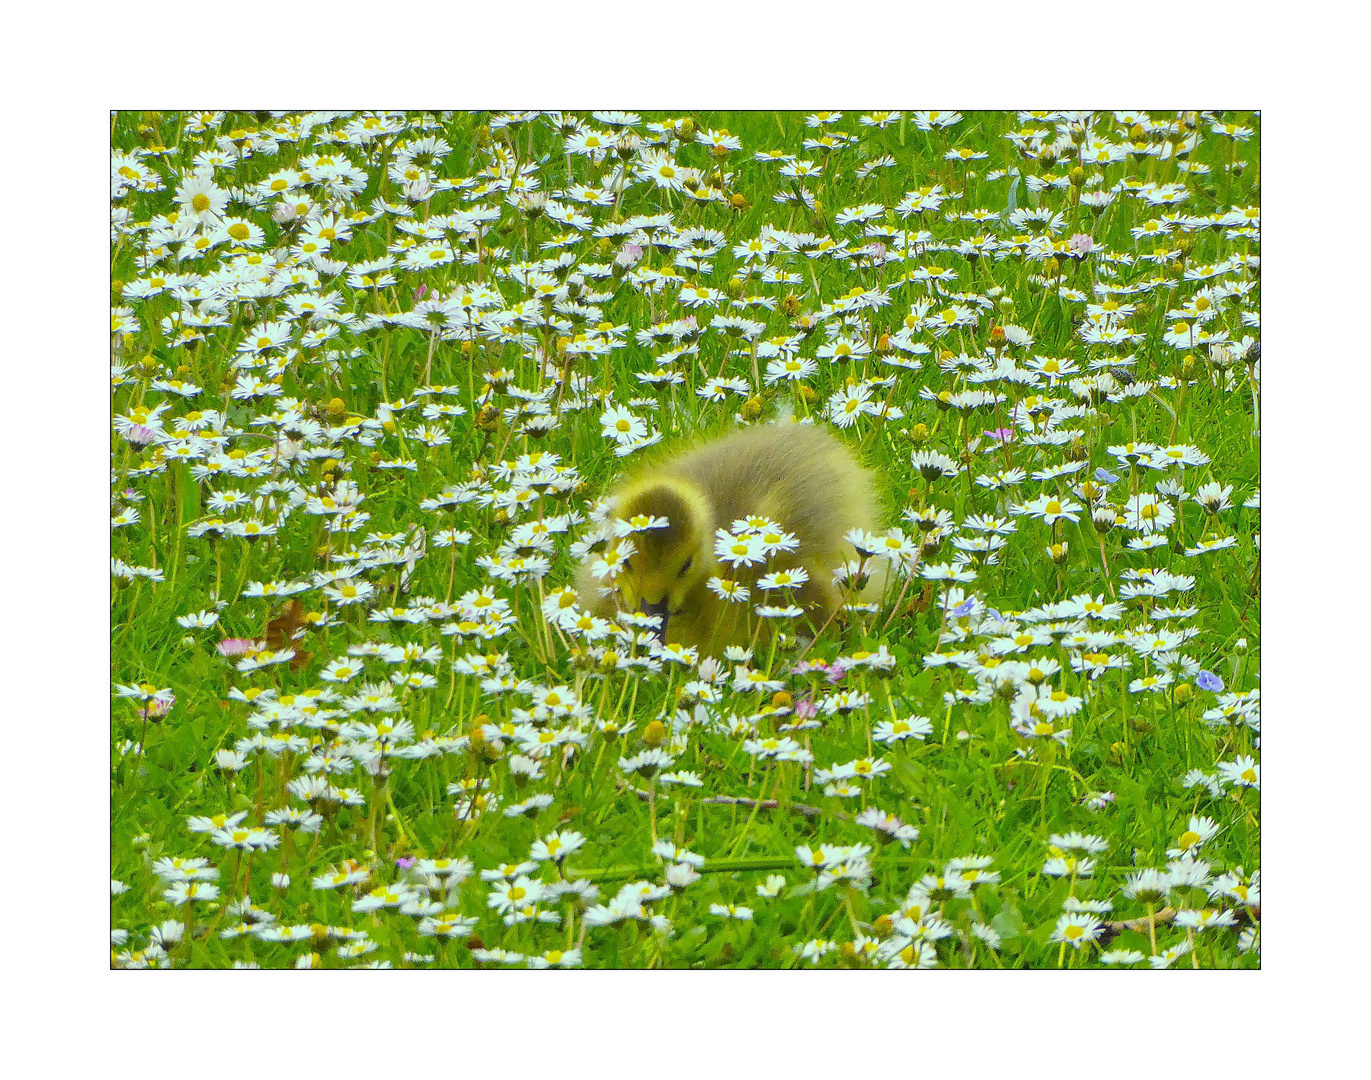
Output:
[386,786,412,850]
[239,850,255,901]
[647,778,657,848]
[727,772,770,857]
[179,905,196,967]
[880,548,923,633]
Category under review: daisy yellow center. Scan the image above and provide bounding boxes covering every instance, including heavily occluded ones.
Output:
[192,193,211,212]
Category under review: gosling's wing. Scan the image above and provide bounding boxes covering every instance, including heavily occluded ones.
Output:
[673,424,878,556]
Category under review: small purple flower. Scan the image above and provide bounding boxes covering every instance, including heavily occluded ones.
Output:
[983,427,1015,445]
[949,598,975,618]
[858,241,887,266]
[825,661,849,685]
[395,856,416,870]
[794,695,818,721]
[216,638,257,657]
[1095,467,1119,484]
[412,285,428,303]
[1067,233,1098,256]
[1196,670,1225,693]
[123,424,158,449]
[146,692,176,718]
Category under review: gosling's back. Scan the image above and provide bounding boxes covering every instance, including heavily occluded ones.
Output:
[660,423,878,564]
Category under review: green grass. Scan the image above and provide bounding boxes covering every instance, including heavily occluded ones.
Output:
[111,109,1259,969]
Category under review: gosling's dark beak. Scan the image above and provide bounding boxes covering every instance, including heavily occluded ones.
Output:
[639,598,669,641]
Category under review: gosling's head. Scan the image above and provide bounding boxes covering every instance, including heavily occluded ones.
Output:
[610,476,714,639]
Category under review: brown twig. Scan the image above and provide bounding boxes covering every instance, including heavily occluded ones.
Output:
[1098,904,1260,945]
[616,781,825,819]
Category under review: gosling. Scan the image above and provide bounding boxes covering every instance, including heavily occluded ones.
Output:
[576,422,881,655]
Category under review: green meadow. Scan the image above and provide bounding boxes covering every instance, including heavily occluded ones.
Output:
[111,109,1259,969]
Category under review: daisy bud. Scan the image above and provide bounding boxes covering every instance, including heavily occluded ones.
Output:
[1174,683,1193,705]
[1045,542,1069,565]
[476,404,500,432]
[641,720,667,748]
[741,395,763,421]
[771,691,792,709]
[518,190,546,219]
[989,325,1006,349]
[1069,166,1086,187]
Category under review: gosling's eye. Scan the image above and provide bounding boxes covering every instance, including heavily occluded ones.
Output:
[678,557,693,577]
